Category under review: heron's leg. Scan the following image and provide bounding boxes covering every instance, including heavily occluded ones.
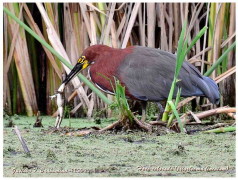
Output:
[156,102,164,121]
[141,101,147,121]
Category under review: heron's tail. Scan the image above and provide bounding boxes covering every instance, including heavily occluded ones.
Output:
[196,76,220,104]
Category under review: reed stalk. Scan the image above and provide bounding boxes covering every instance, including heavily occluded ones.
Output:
[12,64,18,114]
[207,3,216,69]
[5,3,38,116]
[213,3,226,76]
[147,3,155,48]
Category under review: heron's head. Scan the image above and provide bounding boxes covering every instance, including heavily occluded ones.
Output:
[62,45,111,85]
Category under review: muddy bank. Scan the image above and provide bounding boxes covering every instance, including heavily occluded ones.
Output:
[3,116,235,177]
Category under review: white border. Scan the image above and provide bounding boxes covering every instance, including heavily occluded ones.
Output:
[1,1,237,180]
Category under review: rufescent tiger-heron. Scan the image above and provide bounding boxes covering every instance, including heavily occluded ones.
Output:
[58,45,219,124]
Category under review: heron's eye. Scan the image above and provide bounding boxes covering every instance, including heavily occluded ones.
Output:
[78,56,86,63]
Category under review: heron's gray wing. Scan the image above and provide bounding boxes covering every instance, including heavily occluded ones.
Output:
[117,46,203,101]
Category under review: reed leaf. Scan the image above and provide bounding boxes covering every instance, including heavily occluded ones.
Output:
[185,26,208,55]
[203,126,235,133]
[204,41,236,76]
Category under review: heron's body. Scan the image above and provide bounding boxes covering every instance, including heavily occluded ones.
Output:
[83,45,219,104]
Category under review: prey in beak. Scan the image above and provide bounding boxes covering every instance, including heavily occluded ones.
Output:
[50,56,90,129]
[62,56,90,85]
